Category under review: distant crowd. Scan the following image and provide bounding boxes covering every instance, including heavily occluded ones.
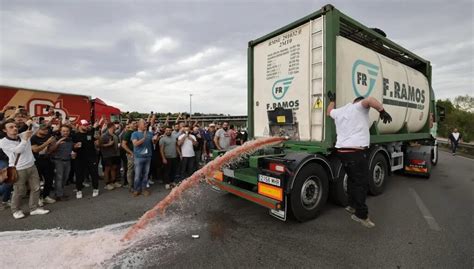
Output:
[0,106,248,219]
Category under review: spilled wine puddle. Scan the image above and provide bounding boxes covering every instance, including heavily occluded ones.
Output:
[1,137,286,268]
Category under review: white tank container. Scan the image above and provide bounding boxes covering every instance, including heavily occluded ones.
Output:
[336,36,430,134]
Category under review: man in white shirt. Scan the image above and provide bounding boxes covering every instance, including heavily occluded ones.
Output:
[0,119,50,219]
[177,125,198,181]
[327,92,392,228]
[448,128,462,156]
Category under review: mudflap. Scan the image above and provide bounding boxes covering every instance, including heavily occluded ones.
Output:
[270,196,287,221]
[404,144,432,178]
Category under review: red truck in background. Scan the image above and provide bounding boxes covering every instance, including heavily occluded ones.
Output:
[0,85,121,123]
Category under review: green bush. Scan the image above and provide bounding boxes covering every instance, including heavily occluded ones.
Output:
[437,97,474,142]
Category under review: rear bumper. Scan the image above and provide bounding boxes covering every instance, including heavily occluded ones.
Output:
[209,178,282,210]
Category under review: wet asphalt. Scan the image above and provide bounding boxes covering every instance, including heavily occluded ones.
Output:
[0,149,472,268]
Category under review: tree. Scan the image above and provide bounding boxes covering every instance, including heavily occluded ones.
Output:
[437,96,474,142]
[453,95,474,112]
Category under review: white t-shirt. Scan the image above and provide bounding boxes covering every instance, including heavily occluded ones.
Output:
[452,132,460,141]
[0,132,36,170]
[178,133,196,157]
[330,102,370,148]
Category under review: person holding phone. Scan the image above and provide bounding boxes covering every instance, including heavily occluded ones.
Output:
[177,125,198,181]
[48,125,74,201]
[0,119,50,219]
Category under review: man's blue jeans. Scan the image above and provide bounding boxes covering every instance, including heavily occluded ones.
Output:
[134,157,151,192]
[0,183,13,202]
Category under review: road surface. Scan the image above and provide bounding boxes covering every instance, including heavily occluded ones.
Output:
[0,150,472,268]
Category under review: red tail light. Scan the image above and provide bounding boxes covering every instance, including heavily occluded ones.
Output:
[269,163,286,173]
[410,159,426,165]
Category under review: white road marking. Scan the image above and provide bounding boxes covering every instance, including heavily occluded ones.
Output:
[409,188,441,231]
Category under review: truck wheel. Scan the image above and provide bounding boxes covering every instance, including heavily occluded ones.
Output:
[431,145,438,166]
[329,172,348,206]
[289,163,329,222]
[368,154,388,196]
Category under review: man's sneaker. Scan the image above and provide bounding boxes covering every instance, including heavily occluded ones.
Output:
[351,214,375,228]
[132,191,140,197]
[345,206,356,214]
[92,189,99,197]
[83,182,91,188]
[113,182,122,188]
[38,198,44,207]
[165,184,171,190]
[104,184,115,191]
[148,180,155,185]
[44,196,56,204]
[30,208,50,216]
[143,190,150,197]
[13,210,25,219]
[76,191,83,199]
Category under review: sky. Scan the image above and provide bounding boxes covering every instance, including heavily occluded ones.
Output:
[0,0,472,115]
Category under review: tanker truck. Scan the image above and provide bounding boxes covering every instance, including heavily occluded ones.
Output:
[210,4,440,221]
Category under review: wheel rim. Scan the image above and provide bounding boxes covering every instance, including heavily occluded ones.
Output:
[300,176,321,210]
[343,174,348,194]
[373,162,385,187]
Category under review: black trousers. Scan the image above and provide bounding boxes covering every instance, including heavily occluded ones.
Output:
[75,157,100,191]
[336,150,369,219]
[162,157,179,184]
[35,157,55,198]
[179,157,196,181]
[120,149,128,184]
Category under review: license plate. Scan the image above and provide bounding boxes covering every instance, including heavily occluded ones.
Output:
[223,168,234,177]
[258,174,281,187]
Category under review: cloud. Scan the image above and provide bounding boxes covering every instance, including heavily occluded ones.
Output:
[150,37,179,54]
[0,0,472,115]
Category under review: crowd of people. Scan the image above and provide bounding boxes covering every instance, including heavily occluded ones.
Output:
[0,106,248,219]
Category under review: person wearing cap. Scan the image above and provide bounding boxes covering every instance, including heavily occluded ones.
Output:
[0,118,50,219]
[30,123,57,204]
[327,92,392,228]
[72,119,101,199]
[0,149,13,210]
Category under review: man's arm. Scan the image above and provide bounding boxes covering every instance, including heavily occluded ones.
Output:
[214,134,221,150]
[190,135,198,146]
[176,141,182,159]
[31,136,55,153]
[361,96,383,111]
[177,135,186,146]
[159,143,167,164]
[132,132,147,147]
[175,113,182,124]
[101,136,114,147]
[326,91,336,116]
[361,97,392,124]
[121,140,133,155]
[48,136,66,153]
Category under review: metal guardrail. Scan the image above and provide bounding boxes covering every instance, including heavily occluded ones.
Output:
[436,138,474,149]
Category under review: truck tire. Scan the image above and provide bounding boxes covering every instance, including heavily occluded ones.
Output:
[368,154,388,196]
[431,145,438,166]
[289,163,329,222]
[329,172,348,206]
